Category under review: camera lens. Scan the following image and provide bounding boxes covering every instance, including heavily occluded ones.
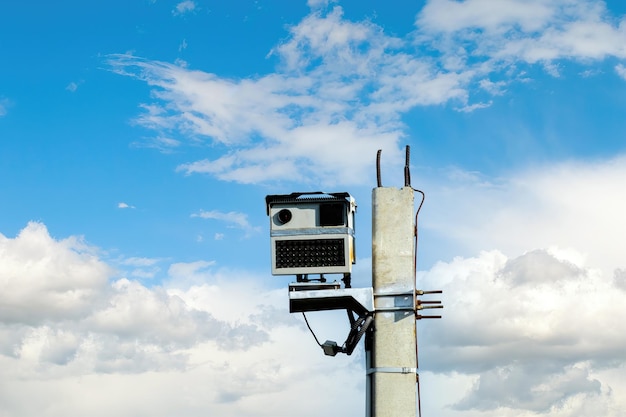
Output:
[277,209,292,224]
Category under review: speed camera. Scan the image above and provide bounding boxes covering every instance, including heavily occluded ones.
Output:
[265,192,356,276]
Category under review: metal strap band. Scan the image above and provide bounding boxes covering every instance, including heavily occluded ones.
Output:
[366,367,418,375]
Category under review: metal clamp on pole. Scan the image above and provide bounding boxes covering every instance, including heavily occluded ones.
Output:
[373,289,444,317]
[373,290,415,314]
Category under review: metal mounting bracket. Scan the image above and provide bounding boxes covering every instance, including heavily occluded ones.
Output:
[289,285,373,315]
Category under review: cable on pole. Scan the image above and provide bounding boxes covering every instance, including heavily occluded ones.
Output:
[417,374,423,417]
[405,144,427,417]
[303,310,373,356]
[302,312,322,347]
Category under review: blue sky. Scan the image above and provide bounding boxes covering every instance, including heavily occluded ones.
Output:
[1,1,626,416]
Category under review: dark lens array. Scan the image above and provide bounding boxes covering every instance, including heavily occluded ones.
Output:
[275,239,345,268]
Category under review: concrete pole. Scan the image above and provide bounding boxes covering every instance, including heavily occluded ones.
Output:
[369,186,417,417]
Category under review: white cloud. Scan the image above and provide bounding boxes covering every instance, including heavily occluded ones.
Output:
[416,248,626,416]
[417,0,555,33]
[117,202,135,209]
[479,79,507,95]
[456,100,492,112]
[307,0,334,9]
[116,256,162,279]
[86,278,248,350]
[615,63,626,80]
[65,82,79,92]
[422,155,626,274]
[416,0,626,66]
[130,136,181,153]
[120,256,160,267]
[191,210,261,236]
[0,97,11,116]
[0,222,110,324]
[0,225,270,367]
[167,260,216,286]
[173,0,196,16]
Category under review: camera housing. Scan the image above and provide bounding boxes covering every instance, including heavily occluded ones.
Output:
[265,192,356,276]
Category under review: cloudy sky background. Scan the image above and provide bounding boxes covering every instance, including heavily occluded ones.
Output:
[1,0,626,416]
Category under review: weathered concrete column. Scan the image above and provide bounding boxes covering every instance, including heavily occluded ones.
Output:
[369,186,417,417]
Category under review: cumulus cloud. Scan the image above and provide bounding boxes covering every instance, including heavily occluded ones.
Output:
[416,247,626,416]
[86,278,251,350]
[0,222,110,324]
[453,363,603,413]
[614,268,626,291]
[0,223,271,377]
[0,222,366,416]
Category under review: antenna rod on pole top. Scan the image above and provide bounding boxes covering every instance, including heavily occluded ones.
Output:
[404,145,411,187]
